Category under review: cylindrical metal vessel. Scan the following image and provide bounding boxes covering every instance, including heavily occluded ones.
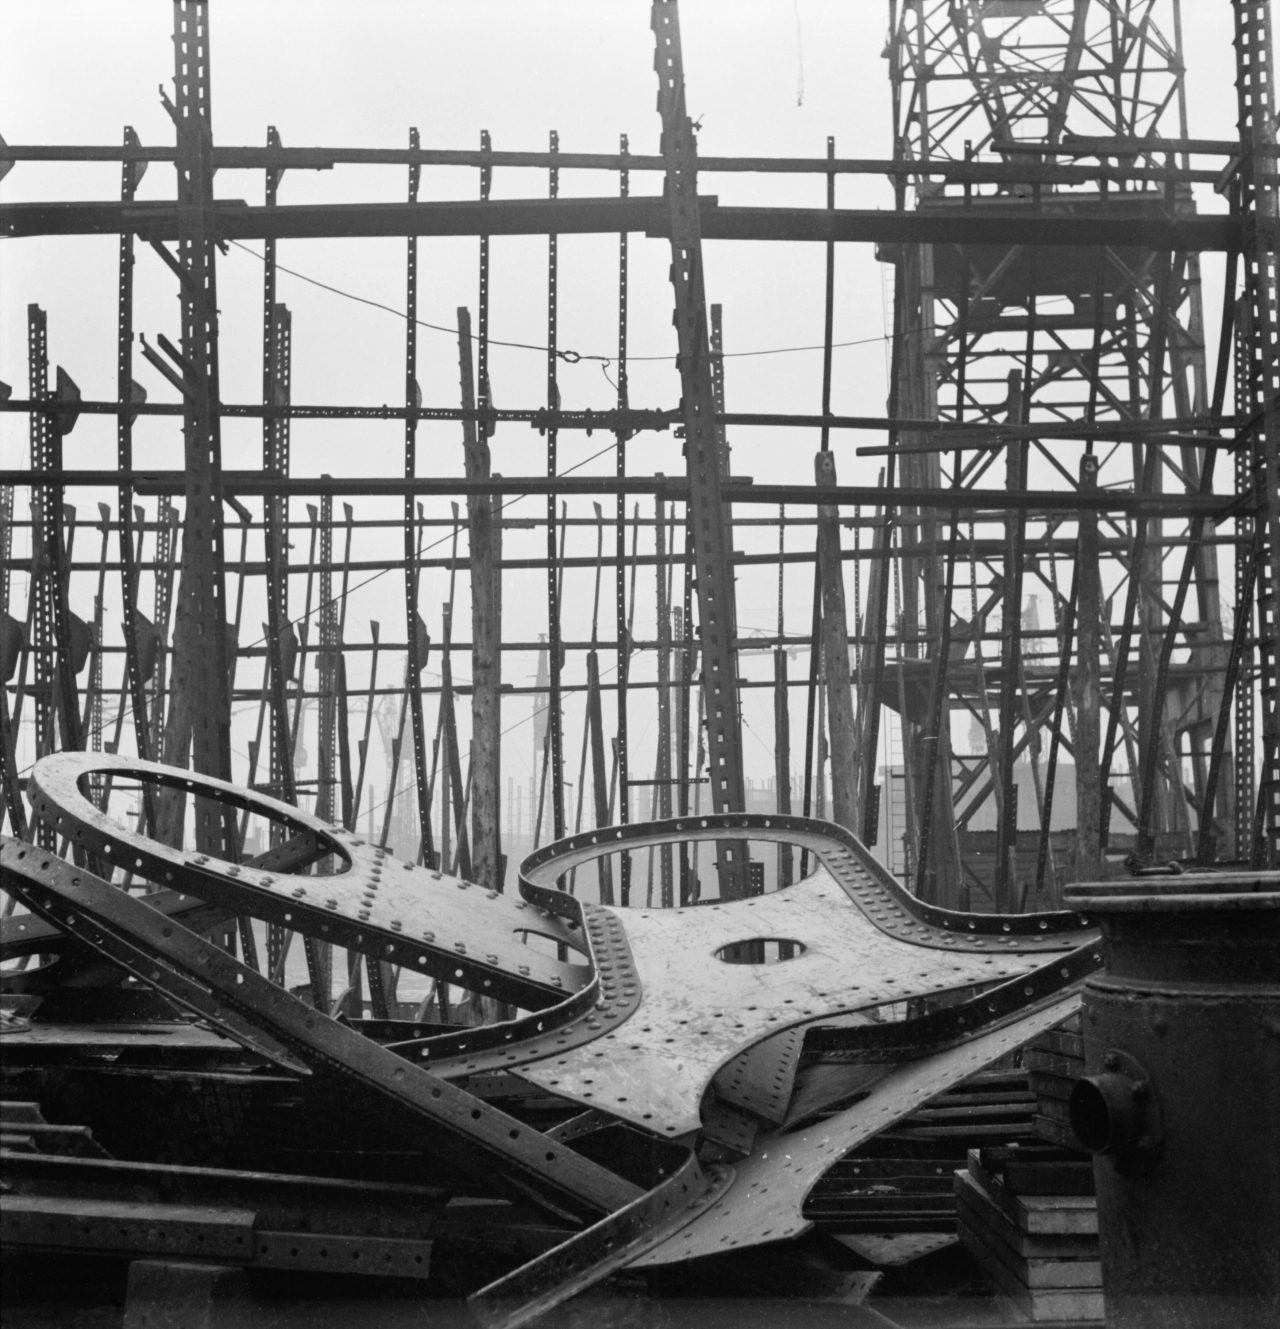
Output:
[1063,875,1280,1329]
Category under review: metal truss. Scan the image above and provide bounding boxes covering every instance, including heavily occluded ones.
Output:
[875,0,1260,909]
[0,0,1269,1009]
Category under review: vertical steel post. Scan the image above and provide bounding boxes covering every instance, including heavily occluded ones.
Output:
[404,129,436,871]
[157,0,233,856]
[84,505,111,769]
[774,509,794,886]
[1075,457,1104,880]
[352,620,380,825]
[0,481,24,837]
[263,300,294,801]
[148,498,179,769]
[261,121,294,841]
[116,128,153,800]
[1234,0,1280,866]
[1036,557,1079,899]
[677,540,696,900]
[261,296,294,980]
[545,131,566,843]
[651,0,748,897]
[655,497,674,906]
[26,307,62,854]
[614,134,633,904]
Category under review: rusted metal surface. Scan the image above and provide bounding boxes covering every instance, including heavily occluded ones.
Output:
[470,1153,732,1329]
[513,816,1093,1134]
[8,754,1098,1263]
[25,757,1095,1124]
[632,995,1081,1265]
[27,752,588,1008]
[0,834,640,1223]
[1065,873,1280,1327]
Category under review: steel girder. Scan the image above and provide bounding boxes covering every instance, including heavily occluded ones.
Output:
[651,0,749,898]
[0,196,1244,248]
[3,751,1096,1309]
[1233,0,1280,867]
[152,0,234,854]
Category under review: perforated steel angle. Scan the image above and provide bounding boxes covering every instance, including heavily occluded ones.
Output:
[27,753,591,1013]
[0,834,639,1225]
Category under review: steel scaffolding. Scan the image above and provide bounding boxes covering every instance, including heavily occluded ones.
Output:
[0,1,1275,967]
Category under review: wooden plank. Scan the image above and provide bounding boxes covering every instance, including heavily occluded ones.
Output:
[972,1144,1095,1196]
[907,1101,1037,1121]
[980,1250,1105,1323]
[0,1102,44,1126]
[1034,1096,1075,1127]
[815,450,858,830]
[894,1120,1034,1139]
[0,1121,112,1158]
[959,1185,1101,1289]
[926,1089,1038,1108]
[1003,1159,1094,1197]
[954,1173,1098,1259]
[1025,1048,1085,1078]
[459,309,502,893]
[972,1172,1097,1236]
[1033,1030,1085,1059]
[1029,1071,1076,1104]
[982,1258,1105,1321]
[978,1142,1084,1166]
[1033,1112,1079,1149]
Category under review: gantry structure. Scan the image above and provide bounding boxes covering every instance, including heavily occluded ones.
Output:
[868,0,1277,907]
[1,0,1276,988]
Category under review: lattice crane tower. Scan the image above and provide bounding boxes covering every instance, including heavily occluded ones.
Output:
[874,0,1235,907]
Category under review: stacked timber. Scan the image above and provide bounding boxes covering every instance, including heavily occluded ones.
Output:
[805,1067,1037,1236]
[955,1143,1101,1323]
[1023,1013,1086,1147]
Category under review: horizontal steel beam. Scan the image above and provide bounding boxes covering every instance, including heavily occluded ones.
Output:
[3,528,1247,578]
[0,196,1244,249]
[0,468,1236,516]
[0,398,1237,446]
[107,471,1234,516]
[0,141,1238,181]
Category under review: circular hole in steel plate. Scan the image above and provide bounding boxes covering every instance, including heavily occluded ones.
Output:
[713,939,807,965]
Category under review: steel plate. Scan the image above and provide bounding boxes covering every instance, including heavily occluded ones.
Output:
[631,994,1080,1265]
